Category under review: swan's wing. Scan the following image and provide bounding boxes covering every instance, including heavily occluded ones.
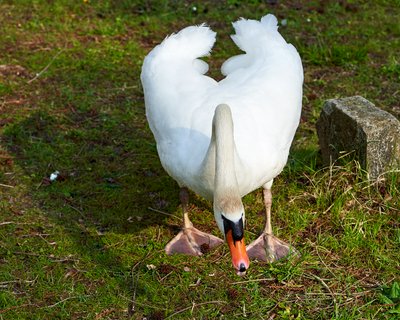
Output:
[221,14,289,76]
[215,14,304,190]
[141,25,218,188]
[141,25,218,142]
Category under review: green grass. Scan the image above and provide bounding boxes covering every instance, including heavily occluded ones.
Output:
[1,0,399,319]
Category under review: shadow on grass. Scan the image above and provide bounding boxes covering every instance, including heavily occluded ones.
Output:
[0,85,182,306]
[3,106,178,227]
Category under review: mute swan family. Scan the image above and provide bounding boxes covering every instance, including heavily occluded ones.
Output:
[141,14,303,274]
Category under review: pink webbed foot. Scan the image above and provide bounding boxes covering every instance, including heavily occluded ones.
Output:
[165,227,223,256]
[247,233,298,262]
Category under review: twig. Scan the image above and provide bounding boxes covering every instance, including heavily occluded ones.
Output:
[314,245,337,279]
[128,265,140,318]
[322,202,335,215]
[14,251,42,257]
[28,48,65,83]
[165,300,227,319]
[147,207,181,220]
[65,203,85,218]
[375,169,400,181]
[21,233,51,238]
[128,251,155,318]
[156,226,161,242]
[159,271,174,282]
[0,183,14,188]
[0,279,36,287]
[104,85,138,91]
[231,278,274,285]
[304,290,373,297]
[0,221,13,226]
[42,295,90,308]
[50,256,78,263]
[310,274,339,318]
[0,222,35,227]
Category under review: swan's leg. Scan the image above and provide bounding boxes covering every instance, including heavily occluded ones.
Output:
[246,183,298,262]
[263,186,273,235]
[165,187,223,256]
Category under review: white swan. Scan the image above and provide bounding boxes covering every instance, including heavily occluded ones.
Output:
[141,14,303,274]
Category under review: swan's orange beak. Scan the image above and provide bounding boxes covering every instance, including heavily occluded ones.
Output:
[226,229,250,275]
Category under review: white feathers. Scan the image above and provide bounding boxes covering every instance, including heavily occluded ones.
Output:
[141,14,303,200]
[146,24,216,63]
[261,14,279,29]
[230,14,283,52]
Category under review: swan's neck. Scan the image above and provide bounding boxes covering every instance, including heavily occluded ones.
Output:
[204,104,242,211]
[213,105,239,192]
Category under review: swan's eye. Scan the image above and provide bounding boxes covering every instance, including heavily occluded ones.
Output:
[222,215,244,242]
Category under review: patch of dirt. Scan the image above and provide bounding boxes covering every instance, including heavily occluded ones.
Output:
[297,217,334,241]
[0,64,31,79]
[157,263,176,276]
[147,311,164,320]
[227,287,239,299]
[200,243,210,254]
[0,152,14,167]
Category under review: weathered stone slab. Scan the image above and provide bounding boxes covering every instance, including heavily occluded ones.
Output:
[316,96,400,179]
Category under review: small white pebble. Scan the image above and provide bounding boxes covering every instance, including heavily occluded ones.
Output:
[49,171,60,181]
[146,264,156,270]
[281,19,287,26]
[307,18,311,22]
[189,278,201,286]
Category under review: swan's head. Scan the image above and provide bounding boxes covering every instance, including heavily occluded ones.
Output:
[214,197,250,275]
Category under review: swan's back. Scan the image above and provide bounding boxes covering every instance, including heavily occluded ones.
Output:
[141,14,303,198]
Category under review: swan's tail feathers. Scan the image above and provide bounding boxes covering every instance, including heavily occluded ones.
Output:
[142,24,216,76]
[260,14,279,30]
[231,14,285,52]
[153,24,216,60]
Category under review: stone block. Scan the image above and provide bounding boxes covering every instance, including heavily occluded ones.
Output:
[316,96,400,179]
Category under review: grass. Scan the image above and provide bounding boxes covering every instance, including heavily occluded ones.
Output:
[1,0,399,319]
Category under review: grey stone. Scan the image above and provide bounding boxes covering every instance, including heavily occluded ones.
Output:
[316,96,400,180]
